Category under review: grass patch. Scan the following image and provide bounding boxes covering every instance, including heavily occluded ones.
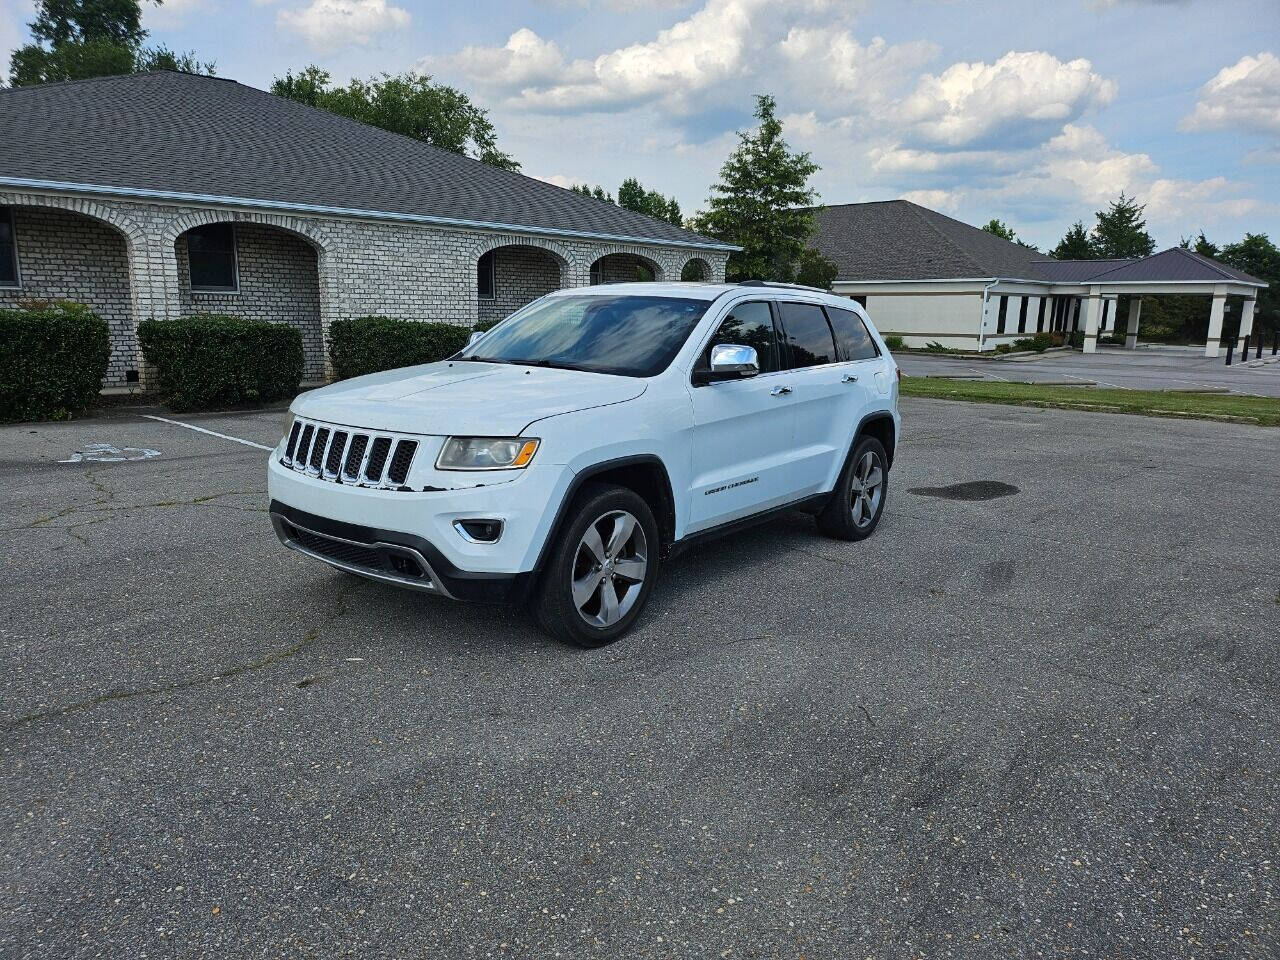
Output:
[901,377,1280,427]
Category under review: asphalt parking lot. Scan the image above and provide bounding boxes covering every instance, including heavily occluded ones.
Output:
[898,344,1280,396]
[3,398,1277,958]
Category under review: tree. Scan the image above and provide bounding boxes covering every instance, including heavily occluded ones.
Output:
[617,177,682,227]
[8,0,214,86]
[795,248,838,290]
[1089,192,1155,259]
[694,94,820,282]
[570,183,613,203]
[1179,230,1219,258]
[271,66,519,171]
[981,219,1018,243]
[1220,233,1280,333]
[1051,221,1093,260]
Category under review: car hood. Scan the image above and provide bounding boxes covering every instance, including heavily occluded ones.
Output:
[294,361,647,436]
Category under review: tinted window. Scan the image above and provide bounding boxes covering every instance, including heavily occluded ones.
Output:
[464,294,712,378]
[826,306,879,361]
[778,302,837,369]
[478,251,495,300]
[187,223,237,290]
[705,301,778,373]
[0,208,17,286]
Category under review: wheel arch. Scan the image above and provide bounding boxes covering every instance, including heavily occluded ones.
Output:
[533,455,677,572]
[854,411,897,469]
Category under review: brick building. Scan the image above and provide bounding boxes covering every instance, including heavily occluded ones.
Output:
[0,72,732,388]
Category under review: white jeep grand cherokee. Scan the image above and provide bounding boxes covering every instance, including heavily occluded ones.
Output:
[269,281,900,647]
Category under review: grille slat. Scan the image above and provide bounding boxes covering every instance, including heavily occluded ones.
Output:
[279,419,420,490]
[364,437,393,483]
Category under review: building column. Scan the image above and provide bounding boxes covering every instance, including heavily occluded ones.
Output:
[1204,286,1227,357]
[127,234,182,388]
[1125,297,1142,350]
[1081,287,1103,354]
[1238,298,1256,350]
[1024,295,1040,335]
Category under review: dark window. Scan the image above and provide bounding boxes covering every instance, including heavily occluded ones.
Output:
[825,305,879,361]
[1036,297,1047,333]
[996,295,1008,334]
[478,251,495,300]
[849,295,867,308]
[705,301,779,373]
[778,301,837,369]
[462,294,712,378]
[589,261,602,285]
[0,208,17,287]
[186,223,237,291]
[1017,296,1029,333]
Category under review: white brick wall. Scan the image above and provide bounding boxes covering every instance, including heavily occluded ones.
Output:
[478,245,563,328]
[0,189,731,389]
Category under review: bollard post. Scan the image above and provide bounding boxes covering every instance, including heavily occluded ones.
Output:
[1241,334,1249,360]
[1225,338,1234,366]
[1273,329,1278,355]
[1259,335,1265,360]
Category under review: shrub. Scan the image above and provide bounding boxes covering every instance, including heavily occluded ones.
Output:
[882,335,905,351]
[994,343,1013,354]
[0,301,110,422]
[138,314,303,411]
[328,316,472,381]
[1010,333,1055,353]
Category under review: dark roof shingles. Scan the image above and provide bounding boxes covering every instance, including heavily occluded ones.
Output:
[0,72,723,248]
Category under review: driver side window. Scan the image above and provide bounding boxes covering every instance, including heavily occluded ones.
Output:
[705,301,779,373]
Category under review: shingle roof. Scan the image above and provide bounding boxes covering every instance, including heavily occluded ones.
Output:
[1082,246,1267,285]
[811,200,1051,281]
[813,201,1267,288]
[0,71,729,250]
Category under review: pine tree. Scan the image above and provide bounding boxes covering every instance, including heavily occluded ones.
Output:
[1051,221,1093,260]
[1089,193,1155,259]
[694,95,820,282]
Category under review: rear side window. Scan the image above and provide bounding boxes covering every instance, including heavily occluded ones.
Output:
[825,306,879,361]
[778,302,837,369]
[706,301,779,373]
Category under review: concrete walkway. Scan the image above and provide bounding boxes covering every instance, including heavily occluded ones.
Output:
[897,343,1280,397]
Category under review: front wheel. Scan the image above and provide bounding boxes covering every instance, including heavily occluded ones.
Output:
[817,435,889,541]
[532,483,659,648]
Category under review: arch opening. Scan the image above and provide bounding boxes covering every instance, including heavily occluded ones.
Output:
[589,252,662,285]
[680,257,712,282]
[477,243,568,330]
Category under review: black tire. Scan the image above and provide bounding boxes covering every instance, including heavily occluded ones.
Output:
[817,435,889,541]
[532,482,660,648]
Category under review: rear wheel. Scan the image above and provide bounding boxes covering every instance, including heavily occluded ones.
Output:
[532,483,659,647]
[817,435,888,541]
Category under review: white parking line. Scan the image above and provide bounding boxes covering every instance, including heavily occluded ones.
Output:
[1062,372,1128,389]
[143,414,274,451]
[970,366,1009,381]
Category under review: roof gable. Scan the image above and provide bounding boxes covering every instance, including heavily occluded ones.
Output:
[1083,247,1267,285]
[0,72,726,250]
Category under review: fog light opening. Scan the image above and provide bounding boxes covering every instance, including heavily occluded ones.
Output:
[453,518,504,544]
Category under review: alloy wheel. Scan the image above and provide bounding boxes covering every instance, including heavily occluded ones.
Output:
[850,450,885,528]
[571,510,648,628]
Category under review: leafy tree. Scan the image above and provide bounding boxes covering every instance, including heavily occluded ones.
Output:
[1220,233,1280,333]
[794,248,838,290]
[8,0,214,86]
[695,94,820,282]
[1052,221,1093,260]
[1089,192,1155,259]
[271,66,519,171]
[617,177,682,227]
[1179,230,1219,258]
[981,219,1017,243]
[570,183,614,203]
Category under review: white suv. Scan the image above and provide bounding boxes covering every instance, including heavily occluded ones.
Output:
[268,281,900,646]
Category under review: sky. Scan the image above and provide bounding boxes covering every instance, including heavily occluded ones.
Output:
[2,0,1278,251]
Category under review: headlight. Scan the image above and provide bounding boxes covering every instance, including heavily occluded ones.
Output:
[436,437,540,471]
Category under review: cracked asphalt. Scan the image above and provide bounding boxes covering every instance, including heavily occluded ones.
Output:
[2,399,1277,958]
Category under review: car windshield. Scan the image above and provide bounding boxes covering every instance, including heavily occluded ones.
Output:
[462,294,714,378]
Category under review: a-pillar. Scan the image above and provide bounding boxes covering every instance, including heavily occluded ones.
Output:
[1238,298,1256,352]
[1124,297,1142,349]
[1081,287,1103,353]
[1204,284,1227,357]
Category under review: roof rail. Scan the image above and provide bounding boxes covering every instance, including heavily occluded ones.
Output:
[736,280,832,293]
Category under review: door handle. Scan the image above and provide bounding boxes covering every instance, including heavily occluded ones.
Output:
[842,374,859,383]
[770,385,793,397]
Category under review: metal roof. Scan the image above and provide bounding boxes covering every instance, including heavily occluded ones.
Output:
[0,71,730,250]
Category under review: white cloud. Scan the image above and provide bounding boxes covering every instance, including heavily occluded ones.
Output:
[144,0,215,26]
[277,0,410,51]
[901,189,961,211]
[900,51,1116,147]
[1180,51,1280,135]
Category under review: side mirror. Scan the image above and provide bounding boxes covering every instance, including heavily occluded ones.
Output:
[468,331,485,346]
[693,343,760,385]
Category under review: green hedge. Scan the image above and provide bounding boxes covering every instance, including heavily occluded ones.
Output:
[138,314,303,411]
[328,316,471,381]
[882,335,905,351]
[0,302,110,422]
[1010,333,1056,353]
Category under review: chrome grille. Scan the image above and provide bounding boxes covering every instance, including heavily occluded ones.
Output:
[280,418,422,490]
